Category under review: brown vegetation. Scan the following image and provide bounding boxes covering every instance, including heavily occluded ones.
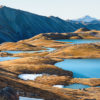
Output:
[0,30,100,99]
[47,43,100,58]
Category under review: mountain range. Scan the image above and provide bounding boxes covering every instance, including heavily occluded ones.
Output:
[0,6,100,43]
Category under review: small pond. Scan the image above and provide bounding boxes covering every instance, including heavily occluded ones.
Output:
[54,83,91,89]
[2,48,56,54]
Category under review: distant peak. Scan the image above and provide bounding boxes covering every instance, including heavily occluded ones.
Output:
[75,15,97,22]
[83,15,94,18]
[84,15,91,18]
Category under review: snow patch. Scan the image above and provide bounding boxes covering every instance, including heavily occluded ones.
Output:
[18,74,43,81]
[53,85,63,88]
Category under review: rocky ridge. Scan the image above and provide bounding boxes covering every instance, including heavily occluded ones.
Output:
[0,6,85,43]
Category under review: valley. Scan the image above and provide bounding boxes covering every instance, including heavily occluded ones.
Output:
[0,28,100,100]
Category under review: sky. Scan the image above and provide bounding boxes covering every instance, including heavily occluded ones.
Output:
[0,0,100,20]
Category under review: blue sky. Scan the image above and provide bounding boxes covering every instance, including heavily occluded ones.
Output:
[0,0,99,19]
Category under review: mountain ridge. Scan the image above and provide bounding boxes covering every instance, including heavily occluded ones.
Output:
[0,6,86,43]
[0,6,100,44]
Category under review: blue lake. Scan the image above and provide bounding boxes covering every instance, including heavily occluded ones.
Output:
[55,59,100,78]
[2,48,55,54]
[1,39,100,89]
[0,48,55,62]
[54,83,91,89]
[2,51,36,54]
[64,83,91,89]
[56,39,100,44]
[0,57,19,62]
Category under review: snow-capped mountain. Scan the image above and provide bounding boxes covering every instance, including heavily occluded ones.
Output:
[75,15,98,22]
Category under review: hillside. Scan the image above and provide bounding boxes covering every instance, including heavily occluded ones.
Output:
[0,6,100,44]
[0,6,86,43]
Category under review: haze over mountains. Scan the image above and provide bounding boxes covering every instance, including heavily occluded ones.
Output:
[0,6,100,43]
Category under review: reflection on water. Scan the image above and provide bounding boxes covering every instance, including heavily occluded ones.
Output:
[56,39,100,44]
[55,59,100,78]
